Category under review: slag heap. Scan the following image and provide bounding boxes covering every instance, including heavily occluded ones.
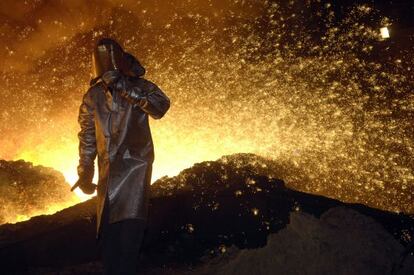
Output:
[0,159,79,224]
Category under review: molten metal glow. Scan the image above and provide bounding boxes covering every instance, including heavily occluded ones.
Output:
[13,113,259,201]
[0,2,413,223]
[12,203,76,224]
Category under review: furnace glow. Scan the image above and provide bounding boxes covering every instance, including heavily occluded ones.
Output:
[1,2,413,223]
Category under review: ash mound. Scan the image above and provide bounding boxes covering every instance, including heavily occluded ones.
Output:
[0,159,78,224]
[0,153,413,274]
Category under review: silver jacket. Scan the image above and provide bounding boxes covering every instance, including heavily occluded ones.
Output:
[77,75,170,234]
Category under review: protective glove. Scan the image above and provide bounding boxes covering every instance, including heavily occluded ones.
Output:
[71,165,96,195]
[71,178,97,194]
[101,70,147,107]
[101,70,122,87]
[118,85,146,106]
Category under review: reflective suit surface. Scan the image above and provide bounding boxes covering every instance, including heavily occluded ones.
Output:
[77,64,170,234]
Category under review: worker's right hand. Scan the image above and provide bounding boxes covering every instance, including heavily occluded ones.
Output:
[101,70,122,86]
[71,177,96,195]
[79,180,97,195]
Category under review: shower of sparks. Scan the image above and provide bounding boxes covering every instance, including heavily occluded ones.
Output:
[0,1,413,223]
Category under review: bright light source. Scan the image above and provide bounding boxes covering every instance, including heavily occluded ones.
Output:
[380,27,390,39]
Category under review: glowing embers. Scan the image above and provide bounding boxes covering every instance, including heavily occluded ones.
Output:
[380,27,390,39]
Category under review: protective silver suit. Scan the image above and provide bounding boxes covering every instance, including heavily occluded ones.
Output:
[76,39,170,234]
